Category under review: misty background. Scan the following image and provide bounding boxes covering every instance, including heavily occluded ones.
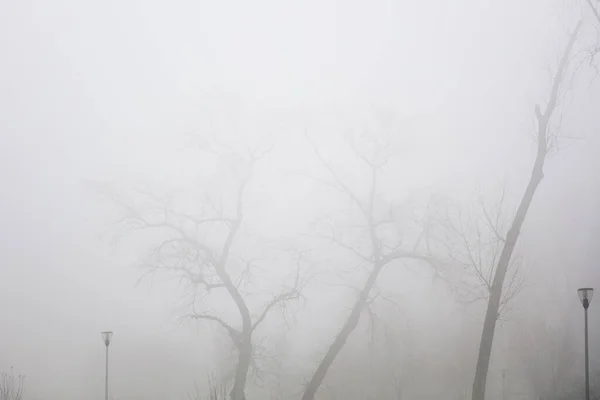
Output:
[1,0,599,399]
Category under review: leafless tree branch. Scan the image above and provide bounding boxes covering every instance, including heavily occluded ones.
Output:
[586,0,600,25]
[188,312,240,342]
[437,194,525,317]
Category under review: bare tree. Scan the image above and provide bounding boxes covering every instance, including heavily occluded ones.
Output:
[437,188,527,319]
[470,21,582,400]
[106,139,310,400]
[0,368,24,400]
[299,131,437,400]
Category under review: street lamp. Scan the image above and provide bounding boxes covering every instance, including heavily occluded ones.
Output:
[578,288,594,400]
[101,331,113,400]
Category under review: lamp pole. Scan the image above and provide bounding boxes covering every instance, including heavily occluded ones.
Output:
[501,369,506,400]
[578,288,593,400]
[101,331,113,400]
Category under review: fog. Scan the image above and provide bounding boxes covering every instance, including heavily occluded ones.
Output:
[1,0,599,399]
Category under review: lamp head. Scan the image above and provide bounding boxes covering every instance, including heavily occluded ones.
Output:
[101,331,113,347]
[578,288,594,309]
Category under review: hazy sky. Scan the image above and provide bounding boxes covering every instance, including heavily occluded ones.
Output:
[1,1,599,400]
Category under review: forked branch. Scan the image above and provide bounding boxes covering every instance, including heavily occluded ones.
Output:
[251,254,310,332]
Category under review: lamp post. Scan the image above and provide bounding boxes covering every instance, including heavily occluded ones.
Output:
[101,331,113,400]
[578,288,594,400]
[501,369,506,400]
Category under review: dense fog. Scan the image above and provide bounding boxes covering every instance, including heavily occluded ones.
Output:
[1,1,599,400]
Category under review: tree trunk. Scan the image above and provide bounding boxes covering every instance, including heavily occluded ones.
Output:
[470,22,581,400]
[471,166,543,400]
[231,333,252,400]
[301,263,384,400]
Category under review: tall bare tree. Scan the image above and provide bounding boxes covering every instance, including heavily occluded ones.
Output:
[299,131,436,400]
[106,139,309,400]
[470,21,582,400]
